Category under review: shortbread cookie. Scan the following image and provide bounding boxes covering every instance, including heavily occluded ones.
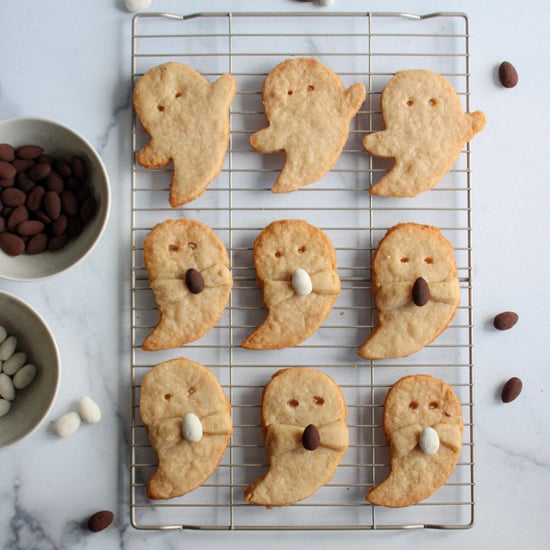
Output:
[133,62,236,207]
[367,374,463,507]
[142,219,232,351]
[140,357,233,500]
[242,219,341,349]
[363,69,486,197]
[244,367,348,507]
[358,223,460,360]
[250,58,366,193]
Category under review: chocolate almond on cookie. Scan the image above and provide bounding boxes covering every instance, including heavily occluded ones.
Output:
[244,367,348,507]
[363,69,486,197]
[358,223,460,360]
[241,219,341,350]
[142,219,232,351]
[140,358,233,500]
[133,62,236,207]
[367,374,463,507]
[250,57,366,193]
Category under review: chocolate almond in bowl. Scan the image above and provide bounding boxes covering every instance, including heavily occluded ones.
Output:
[0,145,98,257]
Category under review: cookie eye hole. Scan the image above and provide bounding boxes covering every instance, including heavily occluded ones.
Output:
[187,387,196,396]
[168,244,179,252]
[307,85,315,92]
[188,242,197,250]
[409,401,418,410]
[287,90,293,96]
[298,245,306,254]
[407,99,414,107]
[287,399,299,408]
[175,91,183,99]
[400,257,410,263]
[313,396,324,405]
[428,402,439,410]
[274,251,283,258]
[428,98,437,107]
[157,104,165,112]
[444,411,451,418]
[424,257,433,264]
[164,393,172,401]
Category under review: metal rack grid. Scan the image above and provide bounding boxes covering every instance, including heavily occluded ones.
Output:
[130,11,475,531]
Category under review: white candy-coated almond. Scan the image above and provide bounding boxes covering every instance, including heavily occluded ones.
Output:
[419,426,440,455]
[0,373,15,401]
[2,352,27,376]
[124,0,152,13]
[0,326,7,345]
[0,398,11,418]
[13,364,36,390]
[79,396,102,424]
[0,335,17,361]
[182,412,203,443]
[53,411,81,438]
[292,268,313,296]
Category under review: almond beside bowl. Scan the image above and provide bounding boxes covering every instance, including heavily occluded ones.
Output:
[0,291,60,450]
[0,116,110,281]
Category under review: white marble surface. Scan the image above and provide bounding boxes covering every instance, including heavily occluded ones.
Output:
[0,0,549,548]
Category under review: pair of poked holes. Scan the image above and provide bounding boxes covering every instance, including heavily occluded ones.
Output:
[288,85,315,96]
[274,245,306,258]
[164,387,196,401]
[157,92,184,112]
[287,396,325,407]
[168,242,197,252]
[400,257,433,264]
[407,98,437,107]
[409,401,439,410]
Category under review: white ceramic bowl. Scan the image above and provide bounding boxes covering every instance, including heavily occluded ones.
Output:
[0,291,60,450]
[0,116,110,281]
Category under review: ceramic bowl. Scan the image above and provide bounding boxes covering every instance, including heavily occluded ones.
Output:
[0,116,110,281]
[0,291,60,449]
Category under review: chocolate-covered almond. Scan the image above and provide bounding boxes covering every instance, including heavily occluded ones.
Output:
[502,377,522,403]
[412,277,430,307]
[87,510,114,533]
[7,205,29,232]
[26,232,48,255]
[0,144,15,162]
[498,61,518,88]
[15,144,43,160]
[185,268,204,294]
[17,220,45,237]
[1,187,26,207]
[493,311,518,331]
[27,162,51,181]
[44,190,62,220]
[302,424,320,451]
[0,161,16,180]
[0,232,25,256]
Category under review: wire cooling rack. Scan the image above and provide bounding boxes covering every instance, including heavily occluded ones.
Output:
[130,11,476,531]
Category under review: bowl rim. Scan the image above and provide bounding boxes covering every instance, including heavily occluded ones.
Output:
[0,290,61,450]
[0,115,111,282]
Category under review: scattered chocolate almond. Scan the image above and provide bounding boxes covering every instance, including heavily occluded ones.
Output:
[498,61,518,88]
[87,510,114,533]
[501,377,522,403]
[493,311,518,331]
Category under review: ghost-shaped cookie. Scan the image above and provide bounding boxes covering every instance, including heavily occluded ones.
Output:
[358,223,460,360]
[367,374,463,507]
[363,69,486,197]
[241,219,341,350]
[133,62,236,207]
[244,367,349,507]
[250,58,366,193]
[142,219,232,351]
[140,357,233,500]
